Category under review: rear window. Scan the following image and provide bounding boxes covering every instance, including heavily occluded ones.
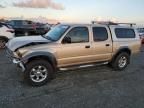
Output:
[115,28,135,38]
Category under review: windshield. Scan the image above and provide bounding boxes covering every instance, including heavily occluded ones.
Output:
[44,25,70,41]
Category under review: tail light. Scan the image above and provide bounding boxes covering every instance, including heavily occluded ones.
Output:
[6,29,15,33]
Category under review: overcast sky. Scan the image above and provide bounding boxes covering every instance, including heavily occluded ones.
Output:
[0,0,144,24]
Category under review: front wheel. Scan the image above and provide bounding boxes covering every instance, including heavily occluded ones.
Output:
[24,60,54,86]
[111,52,130,71]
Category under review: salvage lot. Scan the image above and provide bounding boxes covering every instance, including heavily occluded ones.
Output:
[0,46,144,108]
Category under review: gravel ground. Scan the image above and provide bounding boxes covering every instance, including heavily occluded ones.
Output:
[0,46,144,108]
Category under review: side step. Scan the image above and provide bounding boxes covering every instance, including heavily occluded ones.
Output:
[59,62,108,71]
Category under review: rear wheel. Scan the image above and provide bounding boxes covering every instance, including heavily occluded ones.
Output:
[24,60,54,86]
[24,32,29,36]
[0,38,7,49]
[111,52,130,70]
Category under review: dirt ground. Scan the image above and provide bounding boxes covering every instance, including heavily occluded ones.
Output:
[0,46,144,108]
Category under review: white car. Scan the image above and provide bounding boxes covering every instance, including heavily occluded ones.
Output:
[0,23,15,48]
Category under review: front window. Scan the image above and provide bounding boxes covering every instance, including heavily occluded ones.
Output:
[44,25,70,41]
[63,27,89,43]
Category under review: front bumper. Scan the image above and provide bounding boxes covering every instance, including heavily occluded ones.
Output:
[6,48,25,72]
[12,59,25,72]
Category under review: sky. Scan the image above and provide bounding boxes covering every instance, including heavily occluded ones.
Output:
[0,0,144,24]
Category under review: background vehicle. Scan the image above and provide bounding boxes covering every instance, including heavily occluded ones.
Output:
[35,23,51,35]
[0,22,15,48]
[137,28,144,44]
[6,22,141,86]
[7,20,50,36]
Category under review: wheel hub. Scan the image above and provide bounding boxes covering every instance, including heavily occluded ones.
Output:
[30,65,48,83]
[118,56,127,68]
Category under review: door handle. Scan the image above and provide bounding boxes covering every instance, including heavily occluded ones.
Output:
[85,45,90,48]
[106,44,110,46]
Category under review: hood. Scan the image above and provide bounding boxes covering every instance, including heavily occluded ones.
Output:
[7,35,51,51]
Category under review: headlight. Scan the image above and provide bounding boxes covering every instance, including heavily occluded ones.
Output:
[16,50,22,57]
[13,52,19,57]
[16,49,28,57]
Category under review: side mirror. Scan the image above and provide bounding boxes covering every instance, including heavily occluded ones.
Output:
[62,37,71,44]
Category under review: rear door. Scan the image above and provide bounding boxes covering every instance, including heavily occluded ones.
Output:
[91,25,113,62]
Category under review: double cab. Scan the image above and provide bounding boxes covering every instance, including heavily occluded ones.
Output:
[6,23,141,86]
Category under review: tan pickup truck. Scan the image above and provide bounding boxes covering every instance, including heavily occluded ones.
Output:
[6,22,141,86]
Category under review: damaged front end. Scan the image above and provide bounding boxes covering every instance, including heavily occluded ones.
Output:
[6,47,26,72]
[6,36,51,72]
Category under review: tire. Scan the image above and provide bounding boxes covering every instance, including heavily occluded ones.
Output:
[0,38,7,49]
[24,32,29,36]
[24,60,54,86]
[111,52,130,71]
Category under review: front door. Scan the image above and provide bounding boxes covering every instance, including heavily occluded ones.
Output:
[57,26,93,67]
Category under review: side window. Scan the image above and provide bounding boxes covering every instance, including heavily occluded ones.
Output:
[23,21,27,25]
[93,27,108,41]
[115,28,135,38]
[64,27,89,43]
[8,21,14,26]
[27,21,32,24]
[15,21,22,26]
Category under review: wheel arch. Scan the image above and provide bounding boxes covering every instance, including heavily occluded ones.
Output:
[22,52,57,71]
[0,36,9,42]
[111,47,131,63]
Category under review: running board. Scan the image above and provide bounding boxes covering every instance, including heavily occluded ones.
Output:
[59,62,108,71]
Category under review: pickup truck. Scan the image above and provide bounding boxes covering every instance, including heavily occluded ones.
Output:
[6,23,141,86]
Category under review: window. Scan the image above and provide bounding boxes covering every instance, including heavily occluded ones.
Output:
[115,28,135,38]
[23,21,33,25]
[93,27,108,41]
[137,28,144,33]
[65,27,89,43]
[14,21,23,26]
[27,21,33,25]
[7,21,14,26]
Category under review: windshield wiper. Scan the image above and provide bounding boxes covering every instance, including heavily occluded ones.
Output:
[46,36,56,41]
[41,35,47,39]
[41,35,55,41]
